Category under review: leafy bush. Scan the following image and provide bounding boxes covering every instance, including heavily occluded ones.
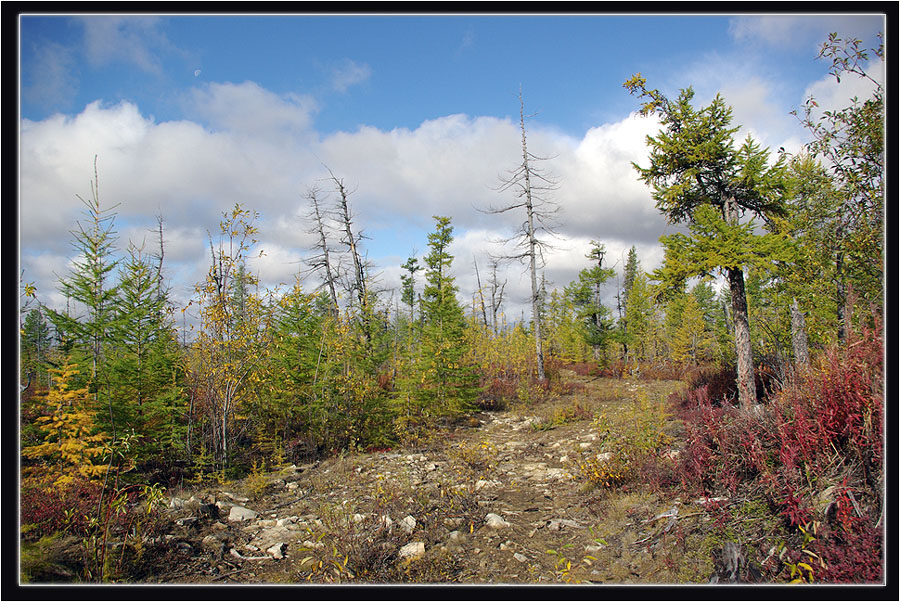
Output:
[668,318,883,583]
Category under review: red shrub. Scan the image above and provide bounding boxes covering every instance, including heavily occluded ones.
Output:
[21,475,103,539]
[666,317,884,583]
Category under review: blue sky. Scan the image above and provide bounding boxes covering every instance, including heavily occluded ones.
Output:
[18,12,885,322]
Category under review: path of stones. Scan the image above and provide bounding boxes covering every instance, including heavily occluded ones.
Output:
[153,373,691,585]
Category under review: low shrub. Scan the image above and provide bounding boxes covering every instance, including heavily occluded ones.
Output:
[668,318,883,584]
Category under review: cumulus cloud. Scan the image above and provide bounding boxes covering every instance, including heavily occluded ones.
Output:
[19,81,677,318]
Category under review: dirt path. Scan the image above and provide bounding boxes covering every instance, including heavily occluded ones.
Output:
[148,371,705,585]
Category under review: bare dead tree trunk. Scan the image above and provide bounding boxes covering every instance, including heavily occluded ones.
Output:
[483,88,560,381]
[488,259,506,334]
[473,257,489,328]
[790,297,810,369]
[304,186,339,315]
[327,168,368,311]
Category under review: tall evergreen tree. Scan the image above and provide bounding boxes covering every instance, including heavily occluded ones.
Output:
[107,244,186,464]
[414,216,479,418]
[564,241,615,351]
[48,158,120,385]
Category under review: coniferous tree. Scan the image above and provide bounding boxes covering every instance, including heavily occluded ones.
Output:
[107,244,186,465]
[414,216,479,418]
[48,158,120,385]
[564,241,616,352]
[21,308,52,390]
[625,77,788,408]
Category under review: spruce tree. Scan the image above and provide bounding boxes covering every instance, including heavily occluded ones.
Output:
[415,216,479,418]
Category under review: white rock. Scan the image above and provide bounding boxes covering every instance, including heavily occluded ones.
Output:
[266,542,286,559]
[596,452,613,463]
[484,513,511,529]
[228,505,258,522]
[400,515,417,534]
[513,553,528,563]
[398,541,426,562]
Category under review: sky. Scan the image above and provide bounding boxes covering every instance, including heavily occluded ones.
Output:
[17,11,886,327]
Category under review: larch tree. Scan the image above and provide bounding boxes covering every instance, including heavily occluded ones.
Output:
[48,157,120,386]
[625,76,788,409]
[564,241,616,351]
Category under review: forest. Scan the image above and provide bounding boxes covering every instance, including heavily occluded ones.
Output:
[19,33,884,585]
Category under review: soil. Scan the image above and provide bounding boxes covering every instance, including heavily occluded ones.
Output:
[83,371,734,585]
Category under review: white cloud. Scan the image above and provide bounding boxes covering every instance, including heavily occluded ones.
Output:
[19,82,671,319]
[729,15,884,51]
[329,59,372,93]
[801,56,883,118]
[78,16,172,75]
[186,81,318,138]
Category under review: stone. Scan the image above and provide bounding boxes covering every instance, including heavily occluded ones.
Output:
[228,505,258,522]
[276,516,298,527]
[176,517,198,527]
[484,513,510,529]
[513,553,528,563]
[400,515,417,534]
[547,518,582,531]
[266,542,286,559]
[221,491,250,503]
[398,541,426,562]
[475,479,501,491]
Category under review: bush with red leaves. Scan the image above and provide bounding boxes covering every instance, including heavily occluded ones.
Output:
[667,318,884,583]
[21,475,102,540]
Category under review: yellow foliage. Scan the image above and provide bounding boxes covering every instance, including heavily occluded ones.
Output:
[22,360,108,487]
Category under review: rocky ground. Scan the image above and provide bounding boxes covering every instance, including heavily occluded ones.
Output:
[130,371,731,585]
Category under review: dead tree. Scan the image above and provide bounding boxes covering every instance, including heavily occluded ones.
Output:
[481,87,560,380]
[303,185,340,315]
[325,167,368,311]
[487,258,507,334]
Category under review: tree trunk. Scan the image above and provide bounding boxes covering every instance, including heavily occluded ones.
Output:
[790,297,810,369]
[727,266,756,409]
[520,98,545,382]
